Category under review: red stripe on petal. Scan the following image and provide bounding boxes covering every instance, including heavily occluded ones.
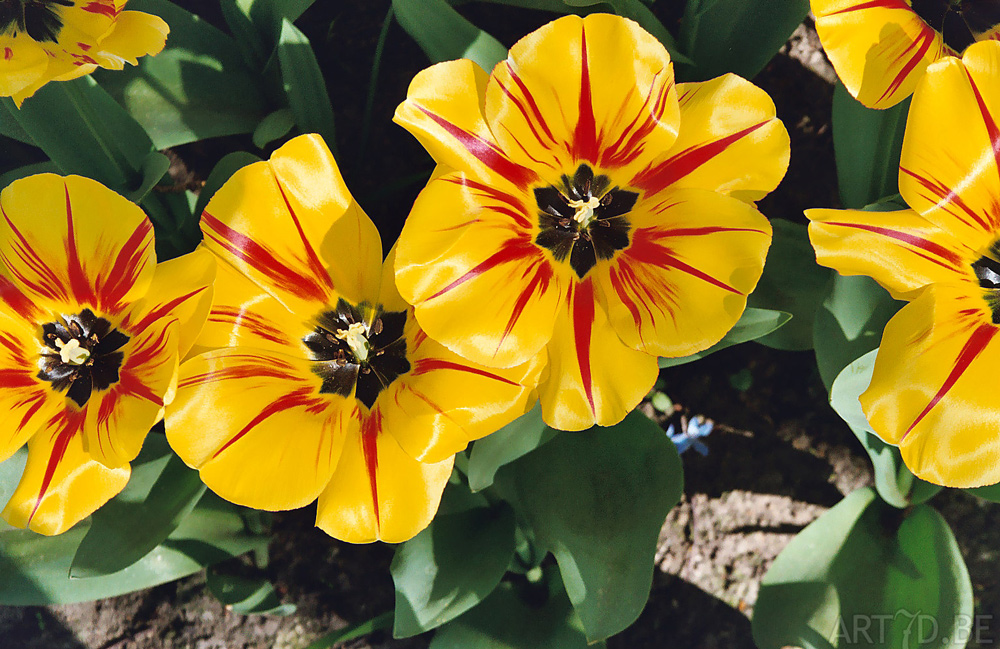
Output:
[202,211,329,303]
[207,307,289,346]
[899,167,992,231]
[600,72,674,169]
[361,409,381,528]
[632,122,770,195]
[211,387,321,459]
[412,358,520,386]
[18,393,46,431]
[503,62,558,146]
[178,354,300,389]
[627,228,741,294]
[64,185,97,307]
[100,219,152,312]
[572,279,596,417]
[878,28,935,104]
[825,221,966,268]
[829,0,909,14]
[416,106,538,189]
[901,323,997,441]
[426,237,538,301]
[130,288,207,333]
[441,176,533,230]
[274,178,335,294]
[1,205,67,303]
[497,261,553,354]
[0,274,38,321]
[28,410,85,526]
[571,26,600,164]
[965,68,1000,189]
[0,368,38,388]
[82,1,118,18]
[495,70,556,152]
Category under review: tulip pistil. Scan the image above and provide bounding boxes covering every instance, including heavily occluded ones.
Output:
[37,308,130,407]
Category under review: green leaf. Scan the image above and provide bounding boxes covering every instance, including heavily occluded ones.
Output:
[747,219,833,350]
[93,0,269,149]
[677,0,809,81]
[0,162,59,190]
[0,492,267,605]
[966,482,1000,503]
[277,19,337,151]
[127,152,171,203]
[206,570,296,615]
[832,83,910,209]
[429,573,599,649]
[192,151,263,219]
[220,0,319,68]
[813,273,903,391]
[658,307,791,368]
[70,435,207,578]
[393,0,508,72]
[392,504,516,637]
[253,108,296,149]
[494,411,683,642]
[303,612,394,649]
[466,402,555,492]
[753,487,972,649]
[0,447,27,507]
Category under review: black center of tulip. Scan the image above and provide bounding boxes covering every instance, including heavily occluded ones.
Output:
[533,164,637,279]
[38,308,129,408]
[0,0,73,43]
[972,253,1000,323]
[910,0,1000,53]
[304,298,410,409]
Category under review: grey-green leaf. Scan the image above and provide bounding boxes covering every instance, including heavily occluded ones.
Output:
[393,0,508,72]
[467,402,555,492]
[206,570,296,615]
[277,19,337,151]
[659,307,791,368]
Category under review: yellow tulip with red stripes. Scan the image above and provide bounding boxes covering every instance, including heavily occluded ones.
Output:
[0,173,214,535]
[393,14,789,431]
[165,134,541,544]
[808,41,1000,487]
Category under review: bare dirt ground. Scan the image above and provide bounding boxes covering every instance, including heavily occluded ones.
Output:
[2,6,999,649]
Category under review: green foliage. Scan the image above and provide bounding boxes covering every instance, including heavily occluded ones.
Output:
[429,570,601,649]
[276,19,337,151]
[220,0,318,67]
[393,0,509,72]
[495,411,683,642]
[70,435,207,578]
[253,108,297,149]
[748,220,833,350]
[206,569,296,615]
[754,488,972,649]
[392,503,516,636]
[466,403,556,492]
[94,0,268,149]
[832,84,909,209]
[658,307,790,368]
[676,0,809,81]
[303,612,394,649]
[192,151,263,220]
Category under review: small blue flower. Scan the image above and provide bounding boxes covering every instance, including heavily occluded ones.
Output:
[667,415,713,456]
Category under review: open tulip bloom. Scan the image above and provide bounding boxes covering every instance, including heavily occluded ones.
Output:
[0,0,169,106]
[812,0,1000,109]
[0,174,214,535]
[166,134,541,544]
[393,14,789,431]
[808,41,1000,487]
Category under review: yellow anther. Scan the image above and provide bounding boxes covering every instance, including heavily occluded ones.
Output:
[568,196,602,228]
[56,338,90,366]
[335,322,370,363]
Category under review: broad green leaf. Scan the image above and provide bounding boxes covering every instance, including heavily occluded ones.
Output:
[658,307,791,368]
[192,151,263,219]
[127,152,171,203]
[466,402,555,492]
[832,83,909,209]
[966,482,1000,503]
[494,411,683,642]
[277,19,337,151]
[93,0,268,149]
[0,492,268,605]
[677,0,809,81]
[0,108,32,144]
[206,569,296,615]
[429,573,600,649]
[221,0,319,68]
[253,108,296,149]
[70,435,207,578]
[754,488,972,649]
[392,504,516,637]
[393,0,508,72]
[0,162,59,190]
[813,273,902,391]
[304,612,394,649]
[0,447,27,507]
[748,219,833,350]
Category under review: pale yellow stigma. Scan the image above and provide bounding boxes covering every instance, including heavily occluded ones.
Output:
[56,338,90,366]
[568,195,602,228]
[336,322,370,363]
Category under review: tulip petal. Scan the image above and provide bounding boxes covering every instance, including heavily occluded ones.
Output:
[537,278,658,431]
[632,75,789,202]
[484,13,679,183]
[83,318,178,467]
[0,33,48,100]
[899,43,1000,246]
[396,171,565,368]
[808,207,975,299]
[201,134,381,314]
[862,284,1000,487]
[813,0,945,109]
[166,349,349,510]
[394,59,539,191]
[2,410,130,536]
[0,174,155,315]
[596,188,771,358]
[87,10,169,70]
[316,409,454,543]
